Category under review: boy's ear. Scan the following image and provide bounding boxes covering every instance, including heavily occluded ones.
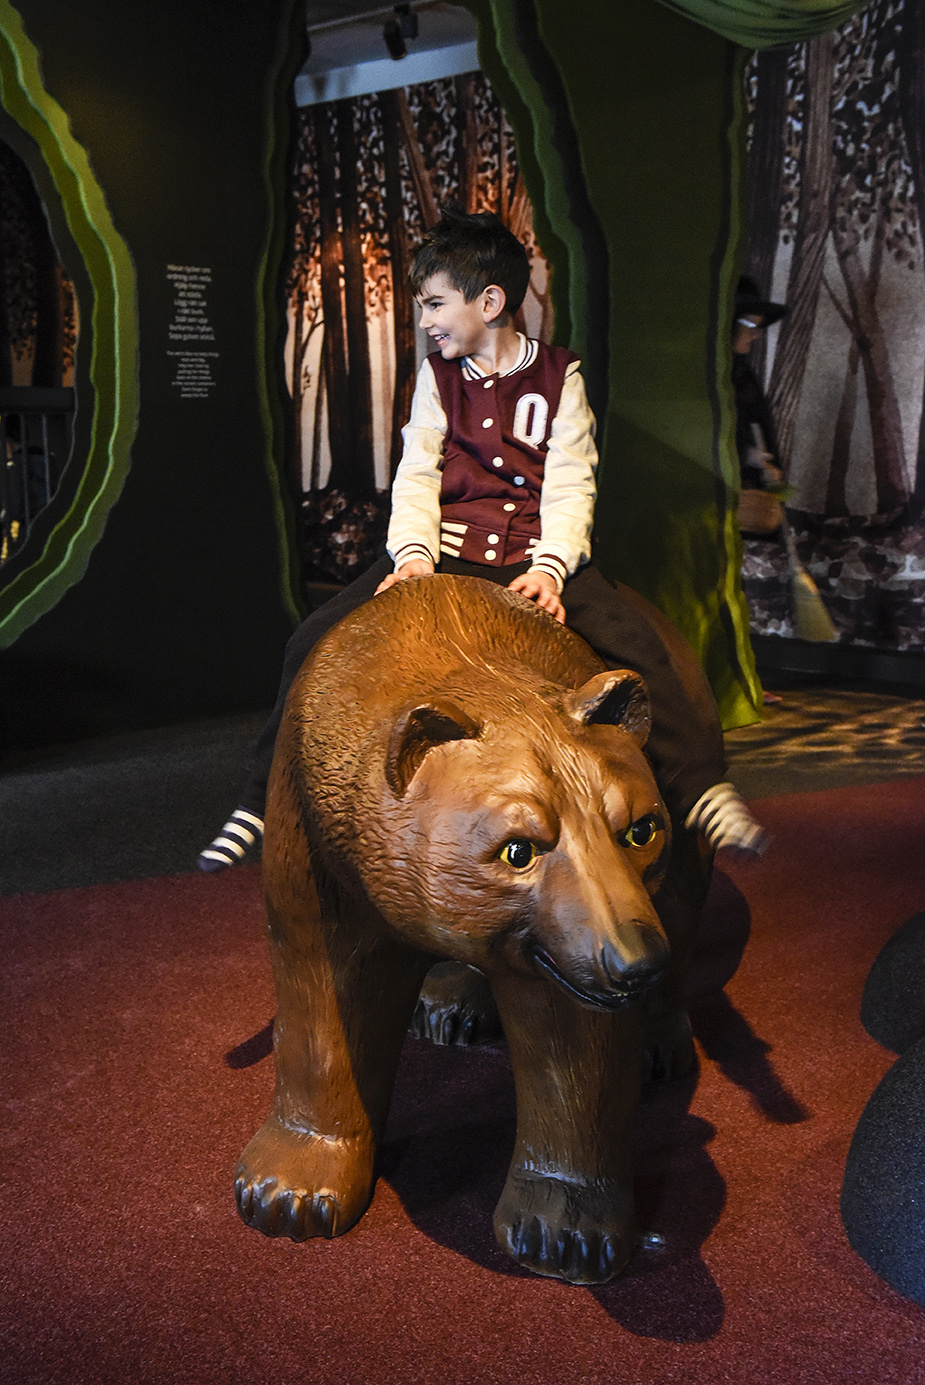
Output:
[482,284,508,324]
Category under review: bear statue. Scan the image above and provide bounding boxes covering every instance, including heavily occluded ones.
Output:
[235,574,715,1285]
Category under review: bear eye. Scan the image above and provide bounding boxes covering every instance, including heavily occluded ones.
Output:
[499,838,539,869]
[618,814,661,849]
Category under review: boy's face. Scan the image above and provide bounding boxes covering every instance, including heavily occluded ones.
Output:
[415,272,503,360]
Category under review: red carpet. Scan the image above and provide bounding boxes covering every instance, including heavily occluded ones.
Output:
[3,777,925,1384]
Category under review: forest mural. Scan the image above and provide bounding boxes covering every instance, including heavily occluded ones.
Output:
[0,138,78,565]
[284,70,550,587]
[742,0,925,652]
[0,139,77,391]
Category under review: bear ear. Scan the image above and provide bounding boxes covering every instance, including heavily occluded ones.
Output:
[386,700,481,797]
[564,669,651,747]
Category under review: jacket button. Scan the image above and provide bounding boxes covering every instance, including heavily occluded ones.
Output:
[482,418,493,428]
[485,549,497,560]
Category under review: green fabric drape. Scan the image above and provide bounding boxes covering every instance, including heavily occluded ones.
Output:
[654,0,870,47]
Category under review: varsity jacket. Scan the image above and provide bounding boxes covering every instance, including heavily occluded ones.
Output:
[386,336,598,592]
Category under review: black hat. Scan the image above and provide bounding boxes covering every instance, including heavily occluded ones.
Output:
[734,275,788,327]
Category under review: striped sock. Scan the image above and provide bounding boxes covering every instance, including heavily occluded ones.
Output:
[197,807,264,873]
[684,782,769,857]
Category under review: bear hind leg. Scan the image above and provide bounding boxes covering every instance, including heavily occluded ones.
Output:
[410,961,502,1046]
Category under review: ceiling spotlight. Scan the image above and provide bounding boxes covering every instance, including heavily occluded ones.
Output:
[383,17,406,59]
[383,5,417,60]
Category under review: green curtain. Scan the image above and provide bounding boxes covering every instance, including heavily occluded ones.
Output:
[655,0,870,46]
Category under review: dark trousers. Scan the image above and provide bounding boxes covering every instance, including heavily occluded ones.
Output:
[240,557,726,820]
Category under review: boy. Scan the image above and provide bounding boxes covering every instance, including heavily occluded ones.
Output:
[199,208,765,871]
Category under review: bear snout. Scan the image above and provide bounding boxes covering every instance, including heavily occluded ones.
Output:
[600,921,671,995]
[529,920,670,1011]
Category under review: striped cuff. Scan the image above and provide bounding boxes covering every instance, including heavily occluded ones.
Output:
[528,555,568,594]
[392,543,436,571]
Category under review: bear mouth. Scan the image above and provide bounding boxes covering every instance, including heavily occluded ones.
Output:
[529,945,649,1011]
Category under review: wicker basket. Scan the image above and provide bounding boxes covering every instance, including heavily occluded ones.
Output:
[738,488,783,535]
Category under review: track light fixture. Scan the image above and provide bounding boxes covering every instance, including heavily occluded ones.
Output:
[383,4,417,60]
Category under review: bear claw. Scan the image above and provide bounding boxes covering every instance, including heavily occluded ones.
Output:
[503,1214,624,1285]
[234,1117,374,1242]
[495,1168,634,1284]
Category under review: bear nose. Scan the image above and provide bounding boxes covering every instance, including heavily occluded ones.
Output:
[602,922,670,990]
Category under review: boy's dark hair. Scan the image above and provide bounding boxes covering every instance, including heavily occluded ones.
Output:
[410,205,530,316]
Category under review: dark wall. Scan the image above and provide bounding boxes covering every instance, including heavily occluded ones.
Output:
[0,0,302,752]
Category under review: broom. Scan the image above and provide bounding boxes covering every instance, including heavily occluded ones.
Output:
[780,516,838,642]
[750,424,837,642]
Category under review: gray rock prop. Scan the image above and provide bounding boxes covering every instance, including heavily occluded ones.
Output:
[842,910,925,1305]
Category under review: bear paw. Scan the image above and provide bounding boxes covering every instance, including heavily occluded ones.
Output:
[235,1116,374,1241]
[410,961,502,1046]
[493,1169,634,1285]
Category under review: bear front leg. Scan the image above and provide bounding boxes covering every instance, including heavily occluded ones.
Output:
[489,968,645,1285]
[236,764,430,1243]
[236,874,428,1241]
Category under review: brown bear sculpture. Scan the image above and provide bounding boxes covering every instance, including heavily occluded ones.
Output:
[235,575,714,1284]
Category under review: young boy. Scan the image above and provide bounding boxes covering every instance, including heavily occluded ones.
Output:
[199,208,765,872]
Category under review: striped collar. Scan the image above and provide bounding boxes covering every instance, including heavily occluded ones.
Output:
[461,334,538,380]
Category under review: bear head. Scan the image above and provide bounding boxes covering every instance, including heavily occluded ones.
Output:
[350,667,672,1010]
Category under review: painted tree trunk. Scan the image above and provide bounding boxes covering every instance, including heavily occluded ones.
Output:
[455,72,480,213]
[313,108,352,488]
[335,100,376,497]
[311,335,326,494]
[768,32,836,468]
[825,208,886,516]
[745,46,789,386]
[395,89,438,228]
[897,0,925,519]
[832,206,909,514]
[379,88,416,482]
[826,336,859,514]
[289,282,305,493]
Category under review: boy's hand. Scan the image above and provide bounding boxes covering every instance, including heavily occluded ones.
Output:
[375,558,435,595]
[508,569,565,623]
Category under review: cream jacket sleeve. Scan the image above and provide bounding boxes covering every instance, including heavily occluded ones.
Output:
[532,360,598,590]
[386,358,445,570]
